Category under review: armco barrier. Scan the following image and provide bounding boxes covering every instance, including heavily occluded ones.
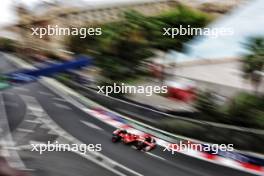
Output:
[5,53,264,175]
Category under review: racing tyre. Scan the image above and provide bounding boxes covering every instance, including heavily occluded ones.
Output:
[112,135,121,143]
[136,141,145,151]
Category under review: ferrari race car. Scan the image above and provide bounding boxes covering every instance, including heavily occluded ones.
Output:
[112,129,156,151]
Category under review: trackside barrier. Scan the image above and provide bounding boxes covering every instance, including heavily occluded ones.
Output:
[5,53,264,176]
[5,55,92,83]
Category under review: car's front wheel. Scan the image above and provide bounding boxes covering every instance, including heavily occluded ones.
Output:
[135,141,145,151]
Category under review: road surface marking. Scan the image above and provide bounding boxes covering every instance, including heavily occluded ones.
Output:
[20,168,36,172]
[17,128,34,133]
[25,119,42,124]
[39,91,53,96]
[22,81,145,176]
[0,93,26,169]
[22,94,142,176]
[53,97,67,102]
[146,152,166,161]
[14,87,29,92]
[80,120,104,131]
[47,130,58,135]
[53,102,72,110]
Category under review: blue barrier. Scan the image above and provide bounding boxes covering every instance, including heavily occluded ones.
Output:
[6,55,92,83]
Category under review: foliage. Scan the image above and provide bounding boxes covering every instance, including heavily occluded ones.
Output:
[150,5,210,51]
[67,6,211,83]
[0,38,16,52]
[226,92,264,128]
[242,37,264,94]
[195,37,264,129]
[194,91,222,119]
[97,19,154,82]
[195,91,264,129]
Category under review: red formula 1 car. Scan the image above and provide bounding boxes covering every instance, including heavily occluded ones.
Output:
[112,129,156,151]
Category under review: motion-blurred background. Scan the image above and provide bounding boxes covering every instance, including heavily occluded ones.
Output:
[0,0,264,176]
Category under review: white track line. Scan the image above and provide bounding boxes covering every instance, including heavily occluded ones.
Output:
[80,120,104,131]
[146,152,166,161]
[53,102,72,110]
[17,128,34,133]
[13,87,29,92]
[25,119,42,124]
[39,91,53,96]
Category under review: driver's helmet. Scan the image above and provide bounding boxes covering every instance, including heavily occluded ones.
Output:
[145,135,152,142]
[119,129,127,134]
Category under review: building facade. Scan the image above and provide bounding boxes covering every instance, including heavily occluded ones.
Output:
[16,0,179,57]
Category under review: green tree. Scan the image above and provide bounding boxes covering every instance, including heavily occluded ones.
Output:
[67,7,211,83]
[0,38,17,52]
[226,93,264,128]
[141,6,211,83]
[67,28,100,55]
[68,12,154,83]
[96,18,153,82]
[194,91,222,119]
[147,5,211,52]
[242,37,264,94]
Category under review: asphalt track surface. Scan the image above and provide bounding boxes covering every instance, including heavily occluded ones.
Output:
[0,54,256,176]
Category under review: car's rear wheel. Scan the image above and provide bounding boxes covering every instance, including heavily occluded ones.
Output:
[112,135,121,143]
